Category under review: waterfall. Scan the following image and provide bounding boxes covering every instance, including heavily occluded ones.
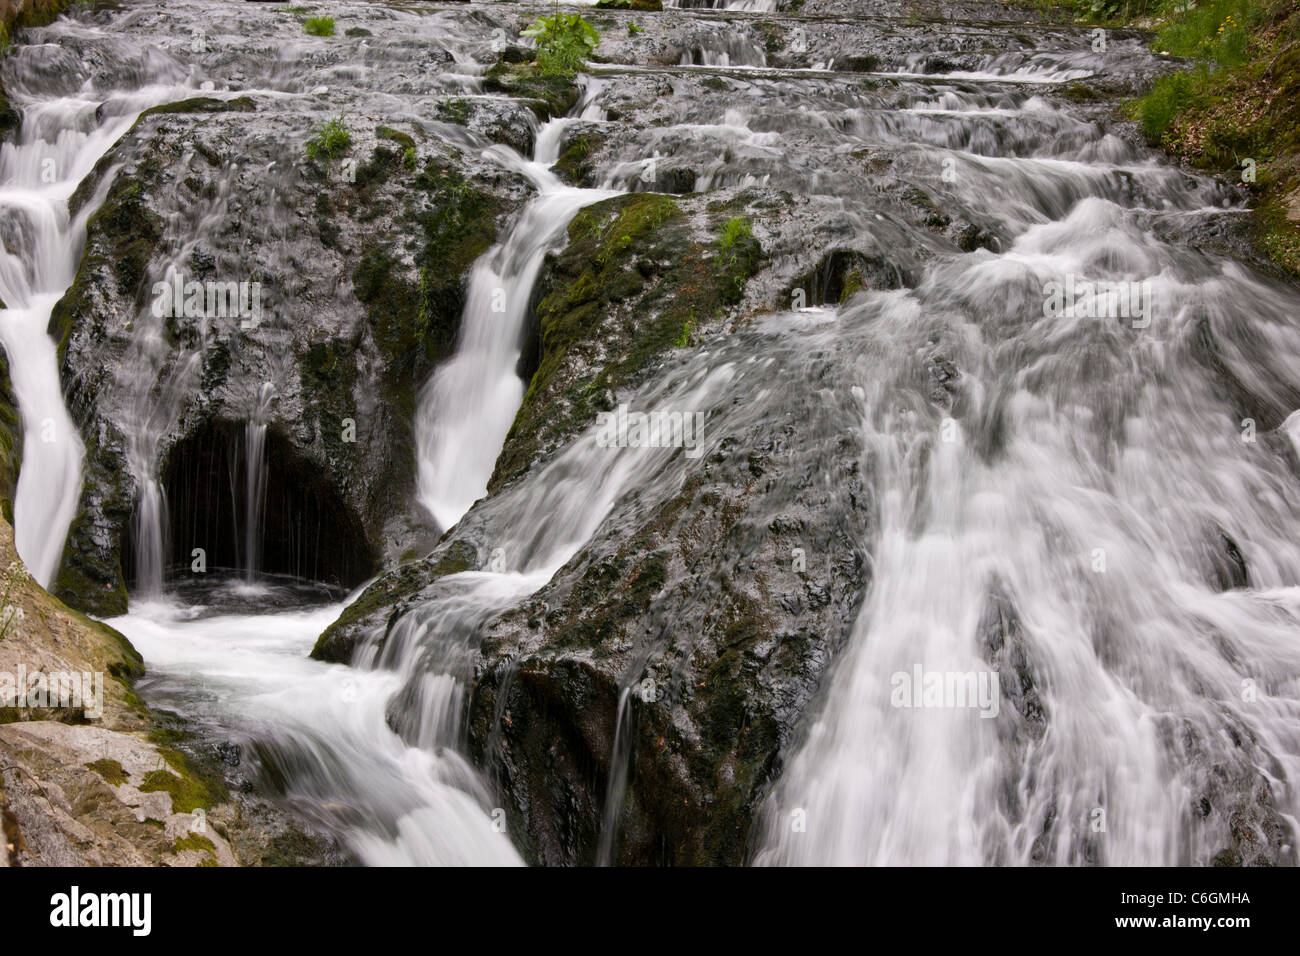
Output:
[14,0,1297,870]
[414,84,616,531]
[0,30,196,587]
[243,383,275,583]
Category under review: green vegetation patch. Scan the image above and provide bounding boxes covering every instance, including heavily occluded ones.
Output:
[303,16,335,37]
[172,832,216,854]
[350,159,500,419]
[1125,0,1300,275]
[305,117,351,164]
[138,747,227,814]
[86,758,128,786]
[483,61,582,120]
[488,193,764,492]
[522,12,599,78]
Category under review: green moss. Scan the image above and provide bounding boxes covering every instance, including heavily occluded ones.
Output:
[0,349,20,521]
[352,160,500,419]
[86,758,128,786]
[147,727,192,747]
[375,125,416,151]
[439,97,472,126]
[488,193,764,492]
[303,15,335,37]
[139,769,209,813]
[1060,83,1101,101]
[483,62,581,121]
[172,832,216,854]
[299,338,360,464]
[138,747,227,814]
[141,96,256,118]
[49,465,131,617]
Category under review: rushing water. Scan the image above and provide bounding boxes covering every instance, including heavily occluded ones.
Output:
[0,35,199,584]
[2,0,1299,867]
[415,83,615,531]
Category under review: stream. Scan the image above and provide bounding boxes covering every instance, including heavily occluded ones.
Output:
[2,0,1298,866]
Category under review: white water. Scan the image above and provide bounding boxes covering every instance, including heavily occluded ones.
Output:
[110,590,525,866]
[243,383,276,582]
[753,199,1300,865]
[6,0,1299,870]
[415,87,615,531]
[0,93,186,584]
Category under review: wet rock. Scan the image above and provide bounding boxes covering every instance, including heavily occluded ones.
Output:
[492,192,764,494]
[48,100,532,607]
[979,585,1047,738]
[1206,530,1249,591]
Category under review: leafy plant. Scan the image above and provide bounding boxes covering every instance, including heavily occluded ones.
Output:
[718,216,753,256]
[305,117,351,163]
[716,216,760,299]
[628,22,645,36]
[1131,69,1198,141]
[522,11,599,78]
[440,96,472,125]
[303,16,335,37]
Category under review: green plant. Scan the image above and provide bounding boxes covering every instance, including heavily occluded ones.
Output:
[628,22,645,35]
[305,117,351,163]
[404,147,417,170]
[1151,0,1255,64]
[440,96,472,125]
[718,216,753,256]
[522,11,599,78]
[1131,68,1198,141]
[716,216,760,299]
[303,16,335,37]
[673,314,695,348]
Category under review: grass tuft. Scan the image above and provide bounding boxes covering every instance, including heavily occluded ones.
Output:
[303,16,335,37]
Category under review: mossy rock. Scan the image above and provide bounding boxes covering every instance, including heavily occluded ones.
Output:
[140,96,257,118]
[138,746,228,815]
[375,125,417,151]
[351,159,502,420]
[483,62,581,121]
[0,348,21,523]
[86,758,128,786]
[488,193,764,492]
[552,130,607,187]
[311,539,480,662]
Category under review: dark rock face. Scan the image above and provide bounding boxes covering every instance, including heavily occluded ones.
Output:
[494,191,764,495]
[146,418,377,587]
[469,440,872,864]
[47,93,532,611]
